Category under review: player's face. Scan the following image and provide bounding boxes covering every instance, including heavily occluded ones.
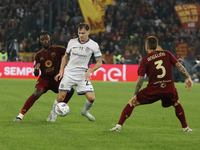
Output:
[78,28,90,43]
[40,34,51,49]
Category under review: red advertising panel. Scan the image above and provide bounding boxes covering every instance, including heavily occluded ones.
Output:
[0,62,37,79]
[0,62,138,82]
[90,64,138,82]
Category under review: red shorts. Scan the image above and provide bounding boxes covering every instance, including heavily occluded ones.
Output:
[35,77,60,93]
[137,87,179,107]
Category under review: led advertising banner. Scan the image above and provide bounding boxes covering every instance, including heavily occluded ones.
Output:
[0,62,138,82]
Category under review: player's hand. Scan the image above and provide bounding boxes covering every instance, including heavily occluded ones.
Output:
[54,72,63,82]
[128,95,137,107]
[35,63,40,70]
[85,71,91,81]
[185,77,193,91]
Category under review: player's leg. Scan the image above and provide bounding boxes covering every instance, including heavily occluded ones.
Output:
[13,77,49,121]
[76,80,95,121]
[51,80,74,104]
[47,91,68,122]
[110,95,140,131]
[163,89,192,132]
[173,101,192,132]
[81,92,95,122]
[47,75,72,122]
[13,87,44,121]
[63,88,74,103]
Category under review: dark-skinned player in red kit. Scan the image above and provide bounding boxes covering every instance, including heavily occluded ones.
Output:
[13,31,74,122]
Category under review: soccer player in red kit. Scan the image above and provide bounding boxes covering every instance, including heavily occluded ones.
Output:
[13,31,74,121]
[110,36,193,132]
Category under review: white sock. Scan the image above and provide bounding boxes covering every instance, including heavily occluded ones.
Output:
[116,124,122,127]
[82,99,94,114]
[17,113,24,119]
[52,99,58,117]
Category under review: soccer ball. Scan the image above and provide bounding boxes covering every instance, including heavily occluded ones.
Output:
[55,102,70,116]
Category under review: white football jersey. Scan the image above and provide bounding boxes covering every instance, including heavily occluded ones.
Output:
[64,38,102,80]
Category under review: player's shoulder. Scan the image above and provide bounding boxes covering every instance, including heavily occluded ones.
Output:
[156,49,172,54]
[51,44,66,50]
[86,38,99,48]
[69,38,78,43]
[35,48,44,56]
[88,38,98,44]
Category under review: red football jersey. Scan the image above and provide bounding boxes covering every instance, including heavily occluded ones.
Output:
[34,44,66,78]
[138,50,178,93]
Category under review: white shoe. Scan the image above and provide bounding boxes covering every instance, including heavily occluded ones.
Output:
[47,109,57,122]
[182,126,193,132]
[110,124,122,131]
[13,117,22,121]
[81,111,95,122]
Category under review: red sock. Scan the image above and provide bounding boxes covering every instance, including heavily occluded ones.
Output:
[175,103,188,128]
[118,104,135,126]
[20,94,39,115]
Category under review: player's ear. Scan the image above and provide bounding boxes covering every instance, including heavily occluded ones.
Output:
[37,37,41,46]
[146,44,148,50]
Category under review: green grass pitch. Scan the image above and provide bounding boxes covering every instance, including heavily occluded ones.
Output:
[0,79,199,150]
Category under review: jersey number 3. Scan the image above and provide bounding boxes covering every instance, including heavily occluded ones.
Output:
[154,60,166,78]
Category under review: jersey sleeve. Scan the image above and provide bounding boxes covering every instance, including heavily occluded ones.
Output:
[93,42,102,58]
[138,58,146,76]
[34,53,40,67]
[66,40,72,55]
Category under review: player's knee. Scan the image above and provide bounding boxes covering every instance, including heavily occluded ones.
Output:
[132,100,140,106]
[130,96,140,107]
[173,101,180,107]
[85,92,95,103]
[33,88,43,98]
[87,96,95,103]
[88,98,95,103]
[57,92,67,102]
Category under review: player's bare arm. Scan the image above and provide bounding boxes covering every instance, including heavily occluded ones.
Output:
[129,76,144,106]
[85,57,102,81]
[34,63,41,77]
[133,76,144,96]
[55,53,69,82]
[175,62,193,90]
[175,62,190,78]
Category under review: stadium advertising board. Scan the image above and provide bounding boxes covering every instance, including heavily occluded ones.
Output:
[0,62,138,82]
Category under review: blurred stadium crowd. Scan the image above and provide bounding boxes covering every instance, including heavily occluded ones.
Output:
[0,0,200,81]
[0,0,200,54]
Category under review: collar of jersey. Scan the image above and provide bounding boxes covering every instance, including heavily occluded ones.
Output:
[78,38,90,44]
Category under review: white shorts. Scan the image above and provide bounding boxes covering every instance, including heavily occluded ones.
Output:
[59,74,94,95]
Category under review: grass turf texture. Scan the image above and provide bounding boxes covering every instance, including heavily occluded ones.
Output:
[0,79,199,150]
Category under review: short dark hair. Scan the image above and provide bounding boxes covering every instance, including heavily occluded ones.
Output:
[78,22,90,31]
[37,31,50,38]
[146,36,158,50]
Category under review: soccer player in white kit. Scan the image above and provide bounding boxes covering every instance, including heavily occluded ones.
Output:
[47,22,102,122]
